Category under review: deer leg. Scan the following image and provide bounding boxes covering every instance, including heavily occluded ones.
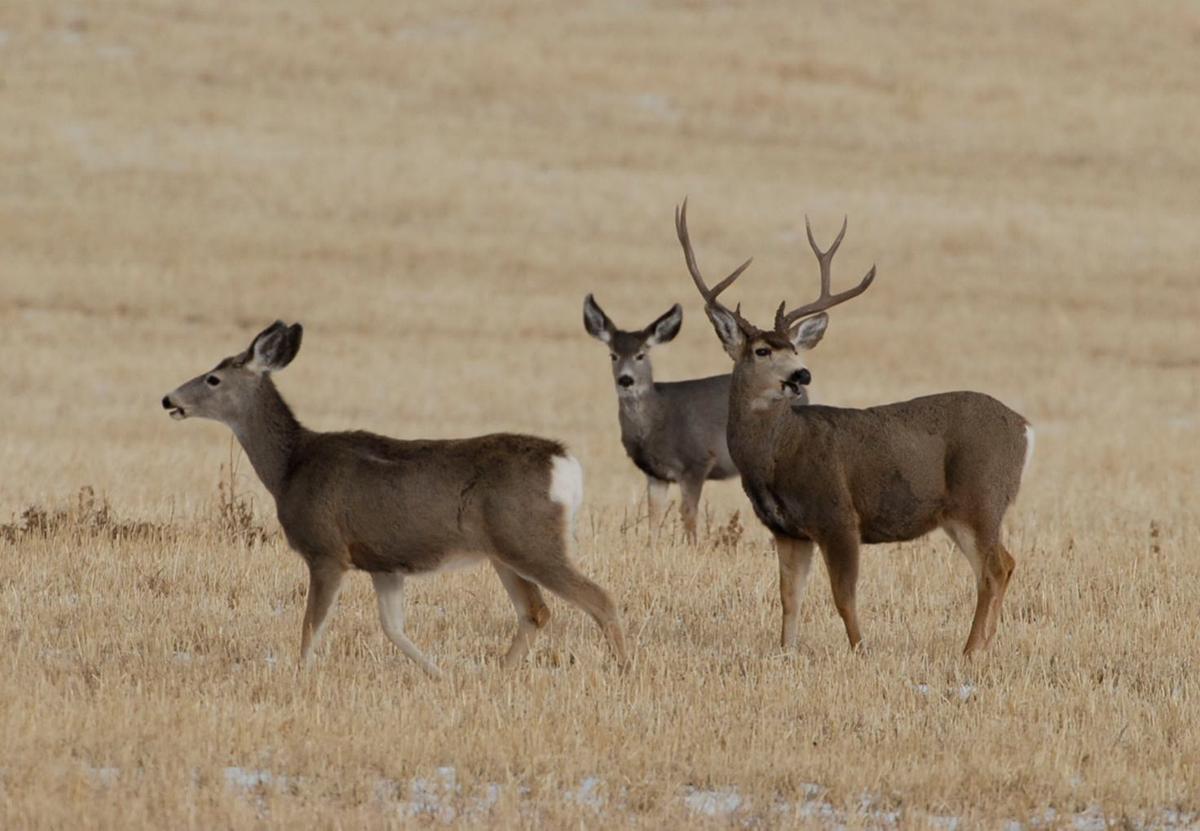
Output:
[943,520,996,655]
[370,572,441,679]
[646,476,670,532]
[983,543,1017,645]
[300,561,345,663]
[776,535,815,651]
[512,558,627,669]
[820,531,864,650]
[678,476,705,544]
[492,561,552,668]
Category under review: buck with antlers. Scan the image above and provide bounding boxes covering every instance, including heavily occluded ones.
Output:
[675,200,1033,654]
[583,296,757,542]
[162,322,627,677]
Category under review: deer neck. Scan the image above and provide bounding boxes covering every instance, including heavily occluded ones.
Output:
[617,383,662,437]
[228,377,304,500]
[726,370,797,479]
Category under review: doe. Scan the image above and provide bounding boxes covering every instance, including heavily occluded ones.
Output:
[162,321,627,677]
[676,200,1033,654]
[583,296,753,542]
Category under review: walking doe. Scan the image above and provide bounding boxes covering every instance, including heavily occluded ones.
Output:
[676,200,1033,654]
[162,321,627,677]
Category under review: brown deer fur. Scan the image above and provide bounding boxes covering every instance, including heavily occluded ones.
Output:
[163,321,627,677]
[676,200,1032,654]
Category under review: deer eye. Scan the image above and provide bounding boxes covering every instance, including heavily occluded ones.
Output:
[609,354,617,362]
[754,347,772,358]
[635,354,645,361]
[205,375,221,387]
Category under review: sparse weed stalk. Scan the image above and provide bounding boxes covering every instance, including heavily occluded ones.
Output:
[213,439,272,547]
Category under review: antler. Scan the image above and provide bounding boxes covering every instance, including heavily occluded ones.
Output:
[774,216,877,332]
[675,198,759,335]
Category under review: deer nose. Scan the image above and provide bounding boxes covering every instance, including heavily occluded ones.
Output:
[617,375,635,388]
[788,369,812,387]
[162,395,174,409]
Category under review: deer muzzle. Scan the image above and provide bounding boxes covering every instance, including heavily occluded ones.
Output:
[781,368,812,396]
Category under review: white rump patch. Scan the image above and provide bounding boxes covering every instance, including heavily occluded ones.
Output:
[1021,424,1036,483]
[549,454,584,517]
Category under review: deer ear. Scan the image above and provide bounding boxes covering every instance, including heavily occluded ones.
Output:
[789,313,828,351]
[247,321,304,373]
[644,304,682,347]
[583,294,615,344]
[705,305,745,360]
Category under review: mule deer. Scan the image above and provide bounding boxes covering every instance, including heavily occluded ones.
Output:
[675,200,1033,654]
[162,322,627,677]
[583,296,754,542]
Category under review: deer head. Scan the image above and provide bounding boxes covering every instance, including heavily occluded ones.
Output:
[675,199,875,407]
[583,294,682,398]
[161,321,304,424]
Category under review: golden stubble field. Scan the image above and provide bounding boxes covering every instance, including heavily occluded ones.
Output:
[1,1,1198,827]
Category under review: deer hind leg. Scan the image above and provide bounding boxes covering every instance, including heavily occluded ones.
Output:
[983,542,1017,645]
[678,476,705,544]
[775,535,815,651]
[370,572,442,679]
[944,519,1013,654]
[300,562,345,664]
[492,561,552,669]
[508,554,627,669]
[819,530,864,650]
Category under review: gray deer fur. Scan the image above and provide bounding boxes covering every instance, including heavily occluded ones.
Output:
[162,321,627,677]
[583,295,761,541]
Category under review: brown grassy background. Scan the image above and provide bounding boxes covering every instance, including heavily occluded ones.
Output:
[1,0,1198,827]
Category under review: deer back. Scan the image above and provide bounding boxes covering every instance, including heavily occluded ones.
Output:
[276,431,571,573]
[618,374,737,482]
[741,391,1028,544]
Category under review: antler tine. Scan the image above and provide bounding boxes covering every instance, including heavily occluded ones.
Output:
[805,215,847,296]
[777,216,876,329]
[675,198,756,330]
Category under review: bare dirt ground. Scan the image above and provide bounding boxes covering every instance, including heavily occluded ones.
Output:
[1,1,1198,827]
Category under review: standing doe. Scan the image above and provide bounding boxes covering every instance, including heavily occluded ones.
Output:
[675,200,1033,654]
[583,295,756,542]
[162,321,627,677]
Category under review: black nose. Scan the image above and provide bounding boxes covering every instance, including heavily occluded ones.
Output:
[788,369,812,386]
[618,375,635,388]
[162,395,173,409]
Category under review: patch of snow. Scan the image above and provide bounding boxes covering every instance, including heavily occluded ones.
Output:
[1072,804,1107,831]
[256,765,1200,829]
[85,765,120,786]
[1029,807,1058,828]
[632,93,679,122]
[399,766,460,823]
[565,776,605,811]
[223,766,294,791]
[683,786,744,817]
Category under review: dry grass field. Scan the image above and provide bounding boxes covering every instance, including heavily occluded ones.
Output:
[2,0,1199,827]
